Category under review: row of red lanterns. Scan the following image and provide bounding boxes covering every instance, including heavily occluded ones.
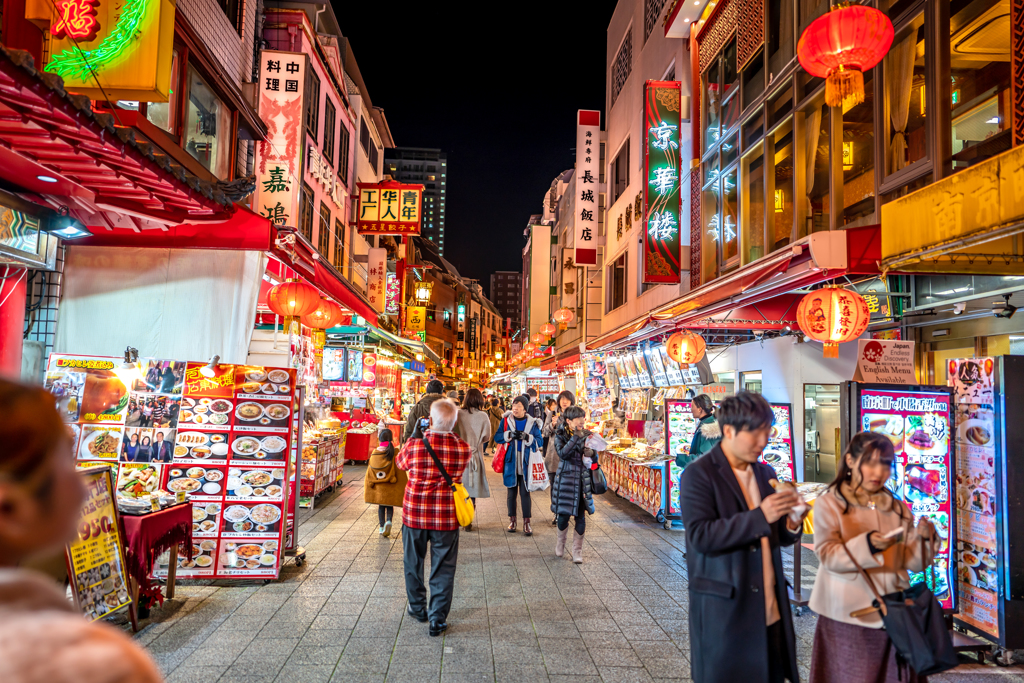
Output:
[265,280,345,330]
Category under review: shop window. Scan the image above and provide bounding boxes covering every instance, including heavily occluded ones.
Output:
[744,107,765,148]
[219,0,240,32]
[881,172,931,204]
[305,70,320,142]
[608,252,628,311]
[427,303,436,322]
[360,118,371,156]
[611,28,633,105]
[742,50,765,108]
[723,90,742,135]
[317,202,331,256]
[701,177,722,277]
[610,139,630,203]
[721,133,738,169]
[804,97,830,234]
[842,71,876,227]
[950,0,1012,170]
[884,13,927,176]
[723,169,739,263]
[703,60,722,149]
[322,99,336,167]
[300,184,314,242]
[333,218,345,269]
[798,0,829,40]
[741,371,762,393]
[768,0,795,76]
[741,145,765,263]
[722,38,738,98]
[768,83,794,129]
[184,67,231,179]
[443,309,452,329]
[771,118,794,250]
[146,49,179,134]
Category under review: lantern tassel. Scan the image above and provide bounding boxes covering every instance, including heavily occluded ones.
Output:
[825,66,864,109]
[823,342,839,358]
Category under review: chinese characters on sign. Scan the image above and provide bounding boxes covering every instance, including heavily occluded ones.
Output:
[574,110,601,266]
[643,81,683,283]
[384,273,400,316]
[406,306,426,333]
[307,145,344,210]
[357,181,423,235]
[366,248,387,313]
[255,52,306,228]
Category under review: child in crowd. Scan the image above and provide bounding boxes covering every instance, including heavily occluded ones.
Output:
[363,429,407,537]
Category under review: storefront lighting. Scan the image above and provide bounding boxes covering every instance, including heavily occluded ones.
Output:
[495,351,502,360]
[37,175,58,183]
[114,346,142,386]
[842,142,854,170]
[413,280,433,304]
[46,216,92,240]
[774,189,784,213]
[200,355,221,378]
[416,353,423,361]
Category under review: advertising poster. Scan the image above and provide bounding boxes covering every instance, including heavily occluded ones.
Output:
[762,404,796,482]
[658,345,685,386]
[859,386,956,610]
[630,353,653,388]
[644,346,669,388]
[950,358,999,637]
[66,467,131,621]
[583,354,612,420]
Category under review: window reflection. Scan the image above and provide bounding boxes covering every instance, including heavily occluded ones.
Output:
[146,49,179,135]
[772,119,794,250]
[701,182,721,278]
[185,68,231,179]
[804,100,829,234]
[723,170,738,262]
[742,146,765,264]
[884,14,927,174]
[704,61,721,147]
[843,72,876,227]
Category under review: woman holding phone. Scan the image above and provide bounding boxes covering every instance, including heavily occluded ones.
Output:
[808,431,936,683]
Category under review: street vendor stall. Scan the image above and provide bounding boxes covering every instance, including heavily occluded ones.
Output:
[298,423,344,508]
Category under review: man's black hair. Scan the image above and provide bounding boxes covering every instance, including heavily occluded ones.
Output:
[716,391,774,434]
[425,379,444,395]
[563,405,586,421]
[526,388,538,398]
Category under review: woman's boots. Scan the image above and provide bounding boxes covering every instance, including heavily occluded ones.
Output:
[571,532,584,563]
[555,527,568,557]
[507,516,516,532]
[523,519,533,536]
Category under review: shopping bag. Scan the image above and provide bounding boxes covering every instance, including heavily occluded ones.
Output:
[585,433,608,451]
[590,465,608,495]
[492,444,507,474]
[527,449,549,491]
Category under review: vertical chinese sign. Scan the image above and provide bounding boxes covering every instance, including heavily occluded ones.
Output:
[384,273,400,316]
[643,81,683,283]
[366,248,387,313]
[357,181,424,235]
[574,110,601,266]
[256,52,307,228]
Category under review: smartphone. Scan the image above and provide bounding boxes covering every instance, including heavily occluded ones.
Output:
[419,418,429,429]
[882,527,905,541]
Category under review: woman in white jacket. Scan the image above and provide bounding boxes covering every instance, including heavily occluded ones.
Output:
[808,431,936,683]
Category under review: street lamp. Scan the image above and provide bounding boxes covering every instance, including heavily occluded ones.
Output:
[413,280,433,305]
[495,351,503,361]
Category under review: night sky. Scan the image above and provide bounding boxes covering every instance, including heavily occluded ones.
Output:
[333,1,620,295]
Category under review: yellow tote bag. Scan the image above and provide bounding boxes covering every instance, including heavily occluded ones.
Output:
[422,437,475,527]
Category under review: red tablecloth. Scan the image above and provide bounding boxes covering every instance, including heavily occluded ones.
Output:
[119,503,193,588]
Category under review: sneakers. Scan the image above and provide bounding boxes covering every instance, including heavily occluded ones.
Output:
[382,520,392,537]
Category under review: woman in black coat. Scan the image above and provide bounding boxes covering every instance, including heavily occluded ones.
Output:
[550,406,596,564]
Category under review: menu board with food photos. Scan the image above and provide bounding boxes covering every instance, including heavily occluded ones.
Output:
[644,347,669,388]
[761,403,796,482]
[43,354,294,581]
[582,354,612,421]
[856,385,956,611]
[631,352,653,388]
[658,345,685,386]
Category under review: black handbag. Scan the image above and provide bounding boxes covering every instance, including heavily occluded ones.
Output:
[843,539,958,677]
[590,465,608,495]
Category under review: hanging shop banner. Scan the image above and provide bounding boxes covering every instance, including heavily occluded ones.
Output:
[406,306,426,333]
[366,248,387,313]
[26,0,175,100]
[356,181,423,235]
[66,466,132,621]
[255,51,308,228]
[851,277,897,324]
[574,110,601,266]
[360,353,378,388]
[642,80,683,284]
[384,273,400,316]
[852,339,916,384]
[45,354,296,581]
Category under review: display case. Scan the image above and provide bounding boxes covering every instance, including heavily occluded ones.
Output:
[298,432,343,509]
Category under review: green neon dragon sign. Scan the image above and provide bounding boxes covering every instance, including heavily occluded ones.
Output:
[44,0,148,80]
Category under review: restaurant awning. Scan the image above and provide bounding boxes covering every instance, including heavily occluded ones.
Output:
[0,45,232,225]
[367,325,442,366]
[77,204,274,250]
[880,144,1024,274]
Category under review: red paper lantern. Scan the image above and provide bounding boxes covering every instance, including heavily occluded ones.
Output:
[531,332,544,345]
[796,287,871,358]
[540,323,557,337]
[524,343,537,354]
[797,4,893,109]
[553,307,574,330]
[267,280,320,318]
[300,299,344,329]
[666,331,706,365]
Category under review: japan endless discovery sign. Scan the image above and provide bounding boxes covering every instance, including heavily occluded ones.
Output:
[357,181,423,235]
[643,81,683,283]
[574,110,600,266]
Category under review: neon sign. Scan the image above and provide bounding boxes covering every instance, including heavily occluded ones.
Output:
[642,80,683,283]
[50,0,100,40]
[45,0,148,80]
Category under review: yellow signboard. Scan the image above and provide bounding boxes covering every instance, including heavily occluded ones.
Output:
[406,306,426,332]
[357,181,423,235]
[65,466,132,621]
[25,0,176,101]
[881,144,1024,274]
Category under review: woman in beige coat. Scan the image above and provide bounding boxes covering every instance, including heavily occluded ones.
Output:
[364,429,408,537]
[455,389,491,531]
[0,379,164,683]
[809,431,936,683]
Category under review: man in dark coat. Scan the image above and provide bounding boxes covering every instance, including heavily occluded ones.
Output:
[403,379,445,441]
[680,392,806,683]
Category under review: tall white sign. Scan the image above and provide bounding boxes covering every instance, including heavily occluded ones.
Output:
[574,110,600,266]
[366,248,387,313]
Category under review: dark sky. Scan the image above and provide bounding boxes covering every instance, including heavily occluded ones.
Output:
[333,1,620,295]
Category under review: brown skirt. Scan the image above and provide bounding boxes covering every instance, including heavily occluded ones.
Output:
[809,614,927,683]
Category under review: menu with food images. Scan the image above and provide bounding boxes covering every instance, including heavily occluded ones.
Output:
[603,452,663,517]
[658,345,685,386]
[644,347,669,388]
[666,398,696,460]
[858,385,956,610]
[65,467,132,621]
[583,354,612,421]
[761,404,796,482]
[631,352,653,388]
[950,358,999,637]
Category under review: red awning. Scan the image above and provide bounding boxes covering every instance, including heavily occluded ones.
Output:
[76,205,274,250]
[313,260,379,324]
[0,45,231,224]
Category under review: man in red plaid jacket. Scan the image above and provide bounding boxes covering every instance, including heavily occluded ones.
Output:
[396,398,471,636]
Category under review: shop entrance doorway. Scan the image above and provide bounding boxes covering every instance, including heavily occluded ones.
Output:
[804,384,840,483]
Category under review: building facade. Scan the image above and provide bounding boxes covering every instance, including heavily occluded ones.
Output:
[385,148,447,252]
[489,271,522,331]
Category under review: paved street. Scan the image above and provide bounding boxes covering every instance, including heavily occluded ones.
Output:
[131,463,1024,683]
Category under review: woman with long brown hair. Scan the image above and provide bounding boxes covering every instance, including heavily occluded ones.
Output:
[808,431,936,683]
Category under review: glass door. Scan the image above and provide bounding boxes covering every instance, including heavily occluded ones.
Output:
[803,383,840,483]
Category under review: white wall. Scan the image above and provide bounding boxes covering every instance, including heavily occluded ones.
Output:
[707,335,862,480]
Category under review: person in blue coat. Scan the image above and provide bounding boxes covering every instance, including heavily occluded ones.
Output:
[494,396,544,536]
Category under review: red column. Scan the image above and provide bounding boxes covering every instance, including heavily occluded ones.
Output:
[0,268,28,380]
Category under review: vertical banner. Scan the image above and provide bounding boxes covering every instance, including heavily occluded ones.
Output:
[366,248,387,313]
[384,272,400,316]
[256,52,307,228]
[643,80,683,283]
[574,110,601,266]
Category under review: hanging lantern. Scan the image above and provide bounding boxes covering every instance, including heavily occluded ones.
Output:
[300,299,344,330]
[524,342,536,354]
[267,280,320,318]
[553,307,574,331]
[797,4,893,109]
[665,331,707,366]
[796,286,871,358]
[540,322,556,338]
[531,332,544,345]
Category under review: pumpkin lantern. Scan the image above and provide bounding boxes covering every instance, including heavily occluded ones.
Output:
[666,331,707,366]
[796,286,871,358]
[797,4,894,109]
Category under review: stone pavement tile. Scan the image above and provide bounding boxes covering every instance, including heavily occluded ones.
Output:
[538,638,598,675]
[629,641,690,679]
[532,620,580,638]
[165,665,228,683]
[310,613,360,630]
[596,665,657,683]
[387,648,443,680]
[220,613,273,631]
[655,619,689,643]
[494,663,551,683]
[185,640,250,666]
[238,637,301,662]
[574,617,621,633]
[548,677,603,683]
[441,673,499,683]
[442,644,494,674]
[299,628,352,649]
[491,621,541,646]
[353,616,402,638]
[335,637,393,673]
[588,647,644,668]
[274,664,336,682]
[329,672,385,683]
[199,629,258,649]
[286,643,345,667]
[218,661,284,683]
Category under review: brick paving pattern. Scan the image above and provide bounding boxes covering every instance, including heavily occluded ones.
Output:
[132,464,1024,682]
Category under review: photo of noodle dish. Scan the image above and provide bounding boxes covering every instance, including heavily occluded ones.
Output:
[79,426,124,460]
[235,402,264,421]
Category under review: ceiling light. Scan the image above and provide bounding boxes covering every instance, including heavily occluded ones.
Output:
[37,175,58,183]
[987,117,1000,124]
[46,217,92,240]
[200,355,221,378]
[994,294,1017,319]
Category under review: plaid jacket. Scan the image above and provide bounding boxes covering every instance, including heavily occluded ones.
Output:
[395,430,472,531]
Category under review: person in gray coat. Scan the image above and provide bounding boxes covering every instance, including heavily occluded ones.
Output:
[454,388,491,531]
[550,405,597,563]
